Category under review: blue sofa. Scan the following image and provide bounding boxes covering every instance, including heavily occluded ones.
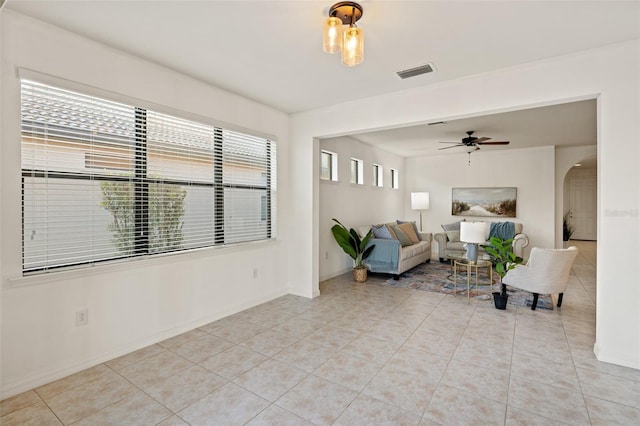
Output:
[358,223,432,279]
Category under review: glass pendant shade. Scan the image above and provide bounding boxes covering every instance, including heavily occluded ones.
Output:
[341,25,364,67]
[323,17,344,54]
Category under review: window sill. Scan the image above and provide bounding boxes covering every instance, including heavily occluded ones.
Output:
[9,239,280,288]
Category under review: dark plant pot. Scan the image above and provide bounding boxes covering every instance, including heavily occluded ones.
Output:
[492,292,509,310]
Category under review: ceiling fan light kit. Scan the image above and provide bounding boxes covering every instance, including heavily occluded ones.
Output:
[438,131,510,165]
[322,2,364,67]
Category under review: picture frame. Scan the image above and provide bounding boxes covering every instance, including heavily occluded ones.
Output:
[452,187,517,217]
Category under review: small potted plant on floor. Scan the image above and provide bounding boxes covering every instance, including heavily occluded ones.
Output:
[483,237,523,309]
[331,218,375,282]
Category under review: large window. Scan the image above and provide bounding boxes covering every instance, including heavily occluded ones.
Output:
[21,80,276,273]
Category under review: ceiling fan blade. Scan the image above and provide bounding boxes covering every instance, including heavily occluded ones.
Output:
[438,141,461,144]
[474,137,491,143]
[476,141,510,145]
[438,144,465,150]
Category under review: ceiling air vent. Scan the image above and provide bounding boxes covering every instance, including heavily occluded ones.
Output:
[396,63,435,79]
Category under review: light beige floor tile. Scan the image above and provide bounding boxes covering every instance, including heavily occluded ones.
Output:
[234,359,308,402]
[423,384,506,425]
[505,406,571,425]
[271,318,325,338]
[452,337,513,371]
[35,364,112,400]
[381,310,426,329]
[144,365,227,412]
[168,333,234,363]
[510,352,581,392]
[364,319,415,345]
[385,346,448,385]
[439,359,510,403]
[576,367,640,408]
[313,352,381,392]
[273,340,337,372]
[199,344,268,380]
[304,325,359,350]
[341,334,400,365]
[118,350,193,389]
[156,415,190,426]
[335,393,421,426]
[246,404,314,425]
[513,332,573,364]
[584,395,640,425]
[205,320,269,343]
[0,400,61,426]
[158,329,208,349]
[329,314,377,333]
[178,382,269,425]
[72,390,171,426]
[404,329,460,357]
[363,365,436,415]
[239,329,298,356]
[0,390,41,416]
[508,376,590,425]
[104,344,165,371]
[44,372,137,424]
[275,375,358,426]
[572,355,640,382]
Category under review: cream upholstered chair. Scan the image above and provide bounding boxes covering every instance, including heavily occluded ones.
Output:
[503,246,579,310]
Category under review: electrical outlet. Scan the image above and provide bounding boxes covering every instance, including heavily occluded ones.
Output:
[76,309,88,326]
[253,268,258,278]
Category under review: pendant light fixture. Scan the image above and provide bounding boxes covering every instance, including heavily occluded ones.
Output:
[322,2,364,67]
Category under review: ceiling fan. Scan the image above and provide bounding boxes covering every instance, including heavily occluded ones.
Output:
[438,130,510,164]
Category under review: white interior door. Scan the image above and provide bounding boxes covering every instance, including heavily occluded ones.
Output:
[569,176,597,240]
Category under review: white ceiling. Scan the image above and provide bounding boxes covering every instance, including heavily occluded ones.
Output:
[4,0,636,162]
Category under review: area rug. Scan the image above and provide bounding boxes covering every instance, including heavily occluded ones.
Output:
[381,261,553,310]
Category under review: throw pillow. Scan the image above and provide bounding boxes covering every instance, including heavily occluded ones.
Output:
[397,220,422,241]
[445,230,460,242]
[371,224,393,239]
[441,220,465,241]
[397,222,420,244]
[391,225,413,247]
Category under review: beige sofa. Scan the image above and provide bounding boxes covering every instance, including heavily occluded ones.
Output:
[434,221,528,262]
[358,222,432,279]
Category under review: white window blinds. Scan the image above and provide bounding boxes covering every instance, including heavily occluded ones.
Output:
[21,80,276,274]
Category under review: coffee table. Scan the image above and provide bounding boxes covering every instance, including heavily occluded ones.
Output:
[451,258,493,300]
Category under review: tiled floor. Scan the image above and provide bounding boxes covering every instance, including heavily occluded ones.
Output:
[2,241,640,425]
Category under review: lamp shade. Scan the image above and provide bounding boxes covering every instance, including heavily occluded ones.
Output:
[323,16,343,54]
[341,25,364,66]
[460,222,487,244]
[411,192,430,210]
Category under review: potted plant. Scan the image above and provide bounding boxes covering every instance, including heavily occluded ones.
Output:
[330,218,375,282]
[483,236,523,309]
[562,212,574,247]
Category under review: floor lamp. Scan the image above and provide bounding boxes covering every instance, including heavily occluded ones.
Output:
[411,192,430,232]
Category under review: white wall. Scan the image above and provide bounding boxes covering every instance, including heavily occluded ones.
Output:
[0,11,291,398]
[406,146,555,260]
[319,136,405,281]
[290,40,640,369]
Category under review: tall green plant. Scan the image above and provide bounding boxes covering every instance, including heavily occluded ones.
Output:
[331,218,375,268]
[483,236,523,295]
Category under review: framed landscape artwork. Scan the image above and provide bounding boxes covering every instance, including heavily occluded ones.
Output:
[452,187,517,217]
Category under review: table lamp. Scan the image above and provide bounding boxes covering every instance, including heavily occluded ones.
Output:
[460,221,486,264]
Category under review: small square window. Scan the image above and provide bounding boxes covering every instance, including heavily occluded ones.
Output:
[350,158,363,184]
[321,150,338,181]
[373,164,383,187]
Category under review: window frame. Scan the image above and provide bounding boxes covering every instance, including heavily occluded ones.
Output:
[390,168,399,189]
[372,163,383,187]
[350,157,364,185]
[320,149,338,181]
[20,79,276,275]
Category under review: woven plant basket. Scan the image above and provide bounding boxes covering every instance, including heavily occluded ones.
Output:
[353,267,368,283]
